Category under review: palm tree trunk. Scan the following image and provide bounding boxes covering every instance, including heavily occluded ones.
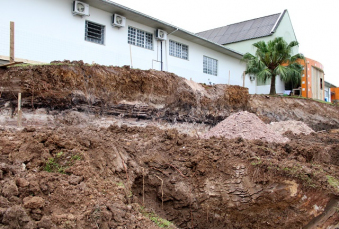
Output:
[269,75,276,95]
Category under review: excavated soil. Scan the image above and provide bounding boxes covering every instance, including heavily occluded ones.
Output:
[1,124,339,228]
[1,62,339,228]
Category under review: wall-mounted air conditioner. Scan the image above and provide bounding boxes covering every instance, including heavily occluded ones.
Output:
[112,14,126,28]
[72,1,90,16]
[156,29,167,41]
[250,75,256,81]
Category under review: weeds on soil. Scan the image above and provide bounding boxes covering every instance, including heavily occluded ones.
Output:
[139,207,173,228]
[43,151,82,174]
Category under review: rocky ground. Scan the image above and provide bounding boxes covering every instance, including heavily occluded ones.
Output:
[1,62,339,228]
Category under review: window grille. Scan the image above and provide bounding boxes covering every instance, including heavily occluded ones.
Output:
[203,56,218,76]
[169,40,188,60]
[85,21,105,45]
[128,26,153,50]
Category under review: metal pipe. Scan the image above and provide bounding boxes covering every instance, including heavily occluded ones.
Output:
[160,41,163,71]
[305,59,309,98]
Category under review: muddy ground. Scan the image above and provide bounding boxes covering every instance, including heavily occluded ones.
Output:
[1,62,339,228]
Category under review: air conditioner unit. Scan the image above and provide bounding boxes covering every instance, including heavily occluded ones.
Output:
[72,1,90,16]
[112,14,126,27]
[156,29,167,41]
[250,75,256,81]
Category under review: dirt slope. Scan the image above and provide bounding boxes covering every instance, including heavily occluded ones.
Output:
[1,63,339,228]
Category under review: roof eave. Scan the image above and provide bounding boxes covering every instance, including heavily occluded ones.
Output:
[82,0,244,59]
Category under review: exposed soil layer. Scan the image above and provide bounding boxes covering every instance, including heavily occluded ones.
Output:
[1,61,338,129]
[1,63,339,228]
[1,123,339,228]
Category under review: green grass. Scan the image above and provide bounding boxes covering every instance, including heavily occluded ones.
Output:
[43,151,82,174]
[140,207,173,228]
[326,175,339,191]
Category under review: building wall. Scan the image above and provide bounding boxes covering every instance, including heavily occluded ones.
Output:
[331,88,339,103]
[224,11,298,95]
[0,0,247,87]
[299,58,325,100]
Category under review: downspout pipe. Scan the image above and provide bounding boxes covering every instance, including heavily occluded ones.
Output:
[160,41,163,71]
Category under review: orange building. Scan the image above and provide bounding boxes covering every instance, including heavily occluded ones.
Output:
[299,57,324,100]
[331,88,339,103]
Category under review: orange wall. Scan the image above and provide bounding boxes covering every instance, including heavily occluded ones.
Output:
[298,57,324,98]
[331,88,339,102]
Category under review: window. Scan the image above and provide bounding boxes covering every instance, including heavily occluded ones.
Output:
[169,40,188,60]
[128,26,153,50]
[85,21,105,45]
[203,56,218,76]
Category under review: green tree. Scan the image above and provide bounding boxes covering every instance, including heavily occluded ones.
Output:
[243,37,304,95]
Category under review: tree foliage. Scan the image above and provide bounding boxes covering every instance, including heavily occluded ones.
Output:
[243,37,304,95]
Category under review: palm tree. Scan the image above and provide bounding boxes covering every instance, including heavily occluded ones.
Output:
[243,37,304,95]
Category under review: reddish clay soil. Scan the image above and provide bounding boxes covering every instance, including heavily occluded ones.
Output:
[1,63,339,229]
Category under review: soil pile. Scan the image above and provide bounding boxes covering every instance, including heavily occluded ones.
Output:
[1,124,339,229]
[1,63,339,228]
[203,111,289,143]
[269,120,315,135]
[0,61,249,125]
[249,95,339,131]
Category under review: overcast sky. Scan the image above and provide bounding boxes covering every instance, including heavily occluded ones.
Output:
[112,0,339,86]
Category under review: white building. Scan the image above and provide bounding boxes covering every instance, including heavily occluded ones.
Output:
[0,0,251,88]
[0,0,299,95]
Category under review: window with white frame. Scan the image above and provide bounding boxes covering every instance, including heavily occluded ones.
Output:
[203,56,218,76]
[85,21,105,45]
[128,26,153,50]
[169,40,188,60]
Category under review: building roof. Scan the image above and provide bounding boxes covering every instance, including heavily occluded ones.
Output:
[81,0,243,59]
[196,10,286,45]
[325,81,337,88]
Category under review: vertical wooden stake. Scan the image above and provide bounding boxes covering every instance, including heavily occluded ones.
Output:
[17,93,22,128]
[10,21,15,63]
[228,70,230,85]
[243,71,245,87]
[142,167,145,206]
[129,44,133,68]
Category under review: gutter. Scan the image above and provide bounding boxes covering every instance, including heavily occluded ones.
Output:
[270,10,286,34]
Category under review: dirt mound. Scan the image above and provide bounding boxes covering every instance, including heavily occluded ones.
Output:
[1,124,339,228]
[203,111,289,143]
[250,95,339,131]
[269,120,315,135]
[0,61,249,125]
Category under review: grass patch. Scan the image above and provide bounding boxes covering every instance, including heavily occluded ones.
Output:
[43,151,82,174]
[140,207,173,228]
[326,175,339,191]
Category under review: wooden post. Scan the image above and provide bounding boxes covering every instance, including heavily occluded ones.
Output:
[10,21,15,63]
[228,70,230,85]
[17,93,22,128]
[243,72,245,87]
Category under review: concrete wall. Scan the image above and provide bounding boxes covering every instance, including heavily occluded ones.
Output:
[224,11,298,94]
[0,0,247,87]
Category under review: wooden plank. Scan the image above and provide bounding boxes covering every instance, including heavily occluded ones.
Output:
[10,22,14,63]
[0,62,23,68]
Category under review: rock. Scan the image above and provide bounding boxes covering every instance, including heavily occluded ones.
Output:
[23,196,45,209]
[2,180,19,198]
[16,177,30,187]
[2,205,31,227]
[69,175,84,185]
[0,196,11,208]
[37,216,57,229]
